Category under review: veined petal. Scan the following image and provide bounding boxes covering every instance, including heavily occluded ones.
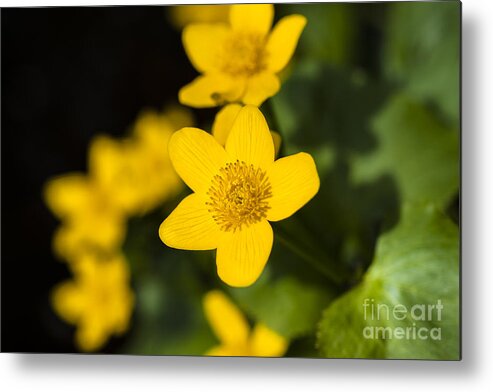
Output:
[159,193,222,250]
[179,74,245,108]
[266,152,320,221]
[216,220,273,287]
[266,15,307,73]
[182,23,229,73]
[212,103,243,146]
[225,105,275,168]
[250,323,288,357]
[203,290,250,346]
[229,4,274,36]
[242,72,280,106]
[168,127,228,194]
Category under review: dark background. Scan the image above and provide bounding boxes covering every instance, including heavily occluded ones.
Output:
[1,6,199,352]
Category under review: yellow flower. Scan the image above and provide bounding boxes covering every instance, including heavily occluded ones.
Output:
[159,106,319,287]
[169,5,230,29]
[212,103,282,156]
[179,4,307,108]
[51,252,134,352]
[89,107,189,215]
[203,290,287,357]
[44,173,126,261]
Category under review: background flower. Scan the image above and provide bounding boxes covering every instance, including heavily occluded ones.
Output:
[203,290,287,357]
[179,4,306,107]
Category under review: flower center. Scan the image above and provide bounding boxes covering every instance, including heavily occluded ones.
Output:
[207,160,272,232]
[219,32,267,77]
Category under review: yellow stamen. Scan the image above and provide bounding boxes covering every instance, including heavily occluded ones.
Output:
[219,32,267,77]
[207,160,272,232]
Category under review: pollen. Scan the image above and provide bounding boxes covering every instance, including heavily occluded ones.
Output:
[219,32,267,77]
[207,160,272,232]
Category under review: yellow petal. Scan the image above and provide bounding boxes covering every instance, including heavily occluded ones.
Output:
[250,323,288,357]
[51,281,85,324]
[43,174,94,220]
[225,105,274,168]
[230,4,274,36]
[169,5,230,29]
[271,131,282,157]
[205,344,250,357]
[76,317,108,352]
[242,72,280,106]
[212,103,243,146]
[266,152,320,221]
[159,193,222,250]
[179,74,245,108]
[168,127,228,194]
[203,290,250,346]
[182,23,229,73]
[266,15,307,73]
[216,220,273,287]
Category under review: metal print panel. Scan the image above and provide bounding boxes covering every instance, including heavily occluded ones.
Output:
[1,2,461,359]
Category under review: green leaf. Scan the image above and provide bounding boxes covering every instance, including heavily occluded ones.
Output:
[282,3,357,67]
[384,1,460,124]
[351,95,459,207]
[317,203,460,359]
[230,275,335,339]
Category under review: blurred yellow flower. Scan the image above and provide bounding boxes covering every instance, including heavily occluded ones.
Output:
[92,107,188,216]
[212,103,282,156]
[203,290,287,357]
[44,173,126,261]
[159,106,319,287]
[179,4,306,107]
[169,5,230,29]
[51,252,134,352]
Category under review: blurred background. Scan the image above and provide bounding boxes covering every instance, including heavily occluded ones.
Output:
[1,2,459,356]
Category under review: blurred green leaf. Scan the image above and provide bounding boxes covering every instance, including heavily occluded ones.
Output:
[384,1,460,124]
[283,3,357,67]
[230,276,335,340]
[351,95,459,207]
[317,203,459,359]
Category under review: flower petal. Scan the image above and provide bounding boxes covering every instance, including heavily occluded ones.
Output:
[271,131,282,157]
[205,345,247,357]
[43,174,94,220]
[203,290,250,346]
[182,23,229,73]
[179,74,245,108]
[266,15,307,73]
[225,105,274,168]
[159,193,222,250]
[229,4,274,36]
[168,127,228,194]
[212,103,243,146]
[250,323,288,357]
[242,72,280,106]
[216,220,273,287]
[266,152,320,221]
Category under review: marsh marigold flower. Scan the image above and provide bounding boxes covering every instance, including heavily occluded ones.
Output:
[203,290,287,356]
[44,172,126,261]
[51,252,134,352]
[159,106,320,287]
[179,4,306,107]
